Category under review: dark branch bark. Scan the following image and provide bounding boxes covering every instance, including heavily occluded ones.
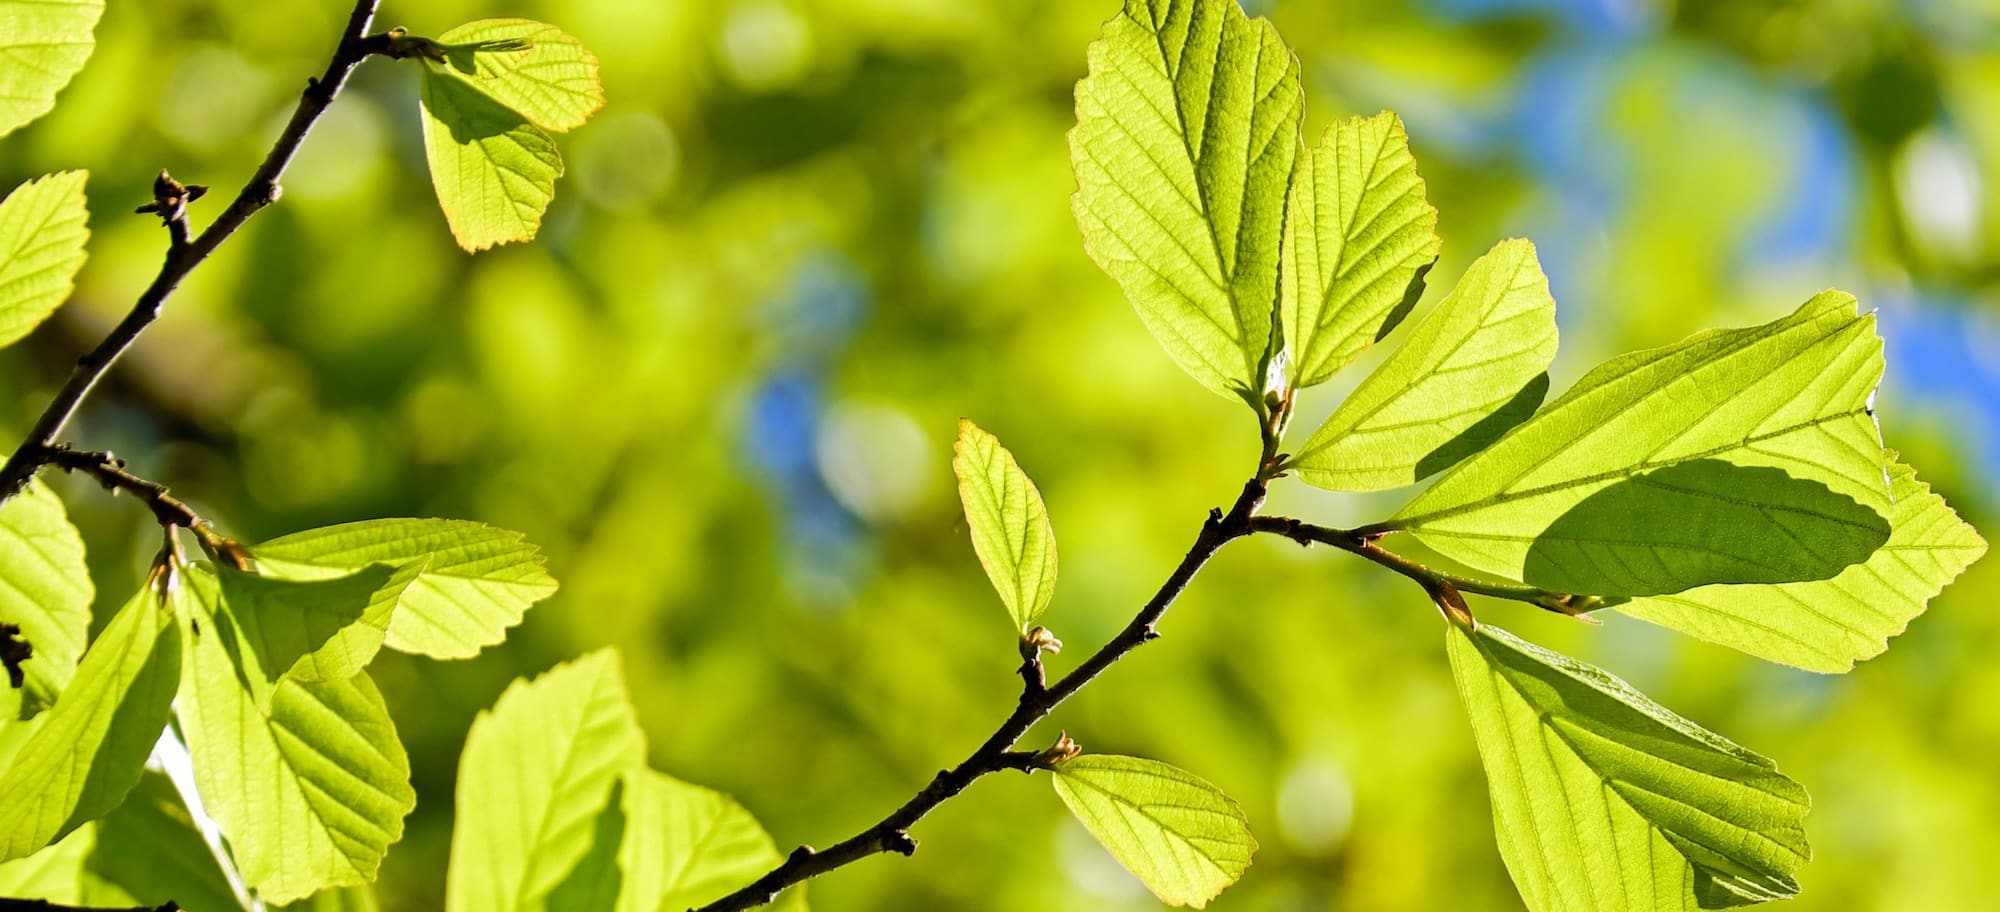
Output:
[0,0,392,505]
[38,444,202,530]
[693,478,1271,912]
[0,900,179,912]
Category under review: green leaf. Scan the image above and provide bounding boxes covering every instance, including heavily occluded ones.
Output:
[1279,111,1441,389]
[0,478,92,719]
[618,767,800,912]
[1391,291,1892,597]
[279,884,382,912]
[433,19,604,133]
[952,420,1058,633]
[420,66,564,252]
[1069,0,1303,404]
[0,585,180,862]
[1287,238,1557,491]
[1619,457,1986,672]
[174,571,415,904]
[1447,624,1810,910]
[0,771,241,912]
[1051,754,1257,908]
[253,518,558,660]
[446,649,645,912]
[0,171,91,349]
[0,0,102,136]
[203,560,421,701]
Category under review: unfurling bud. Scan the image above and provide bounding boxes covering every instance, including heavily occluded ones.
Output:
[1032,731,1083,769]
[1025,625,1063,656]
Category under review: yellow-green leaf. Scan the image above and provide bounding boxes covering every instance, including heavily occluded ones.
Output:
[952,420,1057,633]
[420,66,564,252]
[1052,754,1256,908]
[434,19,603,133]
[0,171,90,349]
[0,478,92,719]
[0,0,102,136]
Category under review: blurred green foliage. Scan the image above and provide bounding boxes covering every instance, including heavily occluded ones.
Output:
[2,0,1996,909]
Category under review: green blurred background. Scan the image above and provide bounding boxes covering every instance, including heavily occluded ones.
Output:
[4,0,1998,908]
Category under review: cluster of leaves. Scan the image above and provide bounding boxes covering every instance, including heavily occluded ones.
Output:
[1054,0,1985,909]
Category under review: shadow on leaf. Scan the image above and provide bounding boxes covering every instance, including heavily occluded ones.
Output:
[1414,372,1549,481]
[1521,459,1890,597]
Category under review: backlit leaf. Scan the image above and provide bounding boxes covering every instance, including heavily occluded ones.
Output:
[1391,292,1891,597]
[0,478,91,719]
[420,66,564,252]
[1279,112,1440,388]
[1070,0,1303,404]
[1052,754,1256,908]
[1287,238,1556,491]
[1448,624,1810,910]
[0,171,90,349]
[434,19,603,133]
[953,420,1058,633]
[0,0,102,136]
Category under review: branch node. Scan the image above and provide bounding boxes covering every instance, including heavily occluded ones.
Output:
[785,845,816,864]
[882,830,917,857]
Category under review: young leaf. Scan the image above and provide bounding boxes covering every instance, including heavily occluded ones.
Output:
[195,561,420,702]
[174,576,415,904]
[616,767,800,912]
[433,19,604,133]
[1051,754,1257,908]
[1070,0,1303,405]
[0,0,103,137]
[1279,112,1441,389]
[253,518,558,660]
[0,586,180,862]
[0,478,92,718]
[1391,291,1892,597]
[1619,457,1987,672]
[420,66,564,252]
[953,420,1058,633]
[1287,238,1557,491]
[0,171,91,349]
[1447,624,1810,910]
[446,650,645,912]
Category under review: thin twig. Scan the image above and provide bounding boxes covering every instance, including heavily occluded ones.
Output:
[0,900,180,912]
[693,477,1271,912]
[1246,515,1606,617]
[0,0,394,505]
[38,445,202,529]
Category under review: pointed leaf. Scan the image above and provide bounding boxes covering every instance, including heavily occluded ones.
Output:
[0,478,91,719]
[0,0,102,136]
[175,572,414,904]
[420,66,564,252]
[1070,0,1303,403]
[1052,754,1256,908]
[1448,624,1810,909]
[1279,112,1440,388]
[205,560,420,699]
[434,19,603,133]
[953,420,1058,633]
[1391,291,1892,597]
[618,767,800,912]
[1619,457,1986,671]
[446,650,645,912]
[0,586,179,861]
[1288,238,1557,491]
[0,171,91,349]
[254,519,558,660]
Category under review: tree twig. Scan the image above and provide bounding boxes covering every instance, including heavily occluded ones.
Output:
[0,0,394,505]
[693,477,1272,912]
[0,900,180,912]
[1246,515,1606,618]
[37,444,202,530]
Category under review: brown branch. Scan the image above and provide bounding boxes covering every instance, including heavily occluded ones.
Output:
[0,900,179,912]
[37,444,201,530]
[0,0,395,505]
[1246,516,1607,619]
[693,477,1271,912]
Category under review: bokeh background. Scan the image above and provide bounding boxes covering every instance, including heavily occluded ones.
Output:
[3,0,1997,908]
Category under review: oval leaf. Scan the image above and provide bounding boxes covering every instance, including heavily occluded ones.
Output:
[434,19,604,133]
[0,171,91,349]
[1618,456,1986,672]
[420,67,564,252]
[0,587,180,862]
[1070,0,1303,404]
[174,574,415,904]
[618,768,798,912]
[0,478,93,719]
[953,420,1057,633]
[1391,291,1891,597]
[446,650,645,912]
[253,519,558,660]
[1051,754,1256,908]
[1448,624,1810,910]
[1288,238,1557,491]
[0,0,102,136]
[1280,111,1441,388]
